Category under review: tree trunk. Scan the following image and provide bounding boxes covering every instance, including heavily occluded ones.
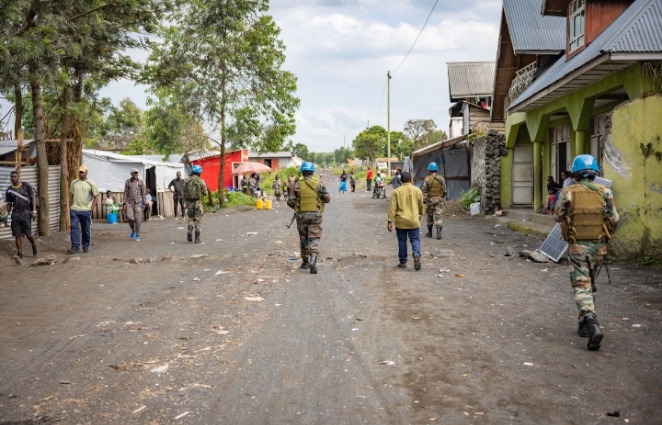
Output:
[59,83,70,231]
[218,79,227,208]
[14,86,23,137]
[31,78,50,236]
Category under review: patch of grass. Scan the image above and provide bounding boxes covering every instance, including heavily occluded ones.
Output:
[204,190,256,212]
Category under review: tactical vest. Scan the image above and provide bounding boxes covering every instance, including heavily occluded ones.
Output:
[561,182,612,243]
[427,175,445,197]
[297,178,324,213]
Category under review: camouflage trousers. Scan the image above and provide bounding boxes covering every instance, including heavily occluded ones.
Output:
[425,197,444,228]
[568,241,607,321]
[187,201,204,230]
[297,212,323,258]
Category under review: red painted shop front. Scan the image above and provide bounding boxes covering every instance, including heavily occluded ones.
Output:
[192,149,248,192]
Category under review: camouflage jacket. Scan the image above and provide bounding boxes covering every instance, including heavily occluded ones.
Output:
[554,181,619,239]
[422,173,447,200]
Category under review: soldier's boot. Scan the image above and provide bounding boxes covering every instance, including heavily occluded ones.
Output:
[578,320,589,338]
[425,224,433,238]
[309,254,318,274]
[194,230,201,244]
[584,315,603,351]
[436,226,442,240]
[187,226,193,242]
[300,257,309,270]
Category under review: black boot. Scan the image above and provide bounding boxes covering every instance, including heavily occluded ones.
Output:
[436,226,442,240]
[187,225,193,242]
[578,320,589,338]
[194,231,201,244]
[309,254,318,274]
[584,316,603,351]
[300,257,309,270]
[425,224,433,238]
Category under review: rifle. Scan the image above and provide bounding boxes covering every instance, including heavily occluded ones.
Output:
[604,253,613,285]
[286,213,297,229]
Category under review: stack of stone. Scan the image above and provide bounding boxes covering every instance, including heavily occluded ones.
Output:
[470,130,507,214]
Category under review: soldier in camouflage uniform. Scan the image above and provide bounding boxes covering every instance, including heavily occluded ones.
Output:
[422,162,447,240]
[272,175,283,201]
[555,154,618,351]
[185,165,208,244]
[287,162,331,274]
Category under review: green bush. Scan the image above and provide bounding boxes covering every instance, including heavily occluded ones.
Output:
[260,166,299,195]
[203,190,256,212]
[460,187,480,210]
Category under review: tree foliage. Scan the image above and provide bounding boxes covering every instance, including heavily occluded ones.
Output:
[353,125,387,165]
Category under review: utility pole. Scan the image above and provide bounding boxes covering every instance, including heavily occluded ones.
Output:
[387,71,392,176]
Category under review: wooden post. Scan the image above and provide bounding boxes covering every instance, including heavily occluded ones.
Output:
[16,128,23,172]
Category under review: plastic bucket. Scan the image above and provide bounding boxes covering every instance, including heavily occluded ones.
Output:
[107,212,118,224]
[265,200,272,210]
[256,199,264,210]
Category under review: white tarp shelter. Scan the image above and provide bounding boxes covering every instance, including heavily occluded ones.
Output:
[82,149,185,193]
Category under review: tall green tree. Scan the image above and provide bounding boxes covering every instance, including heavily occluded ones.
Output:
[353,125,387,165]
[404,119,438,150]
[149,0,299,206]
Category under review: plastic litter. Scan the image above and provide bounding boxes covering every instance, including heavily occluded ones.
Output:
[523,362,534,366]
[244,296,264,302]
[132,406,147,414]
[380,361,395,366]
[175,412,189,420]
[151,364,169,374]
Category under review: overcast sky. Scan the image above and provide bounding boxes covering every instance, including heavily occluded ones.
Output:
[3,0,502,152]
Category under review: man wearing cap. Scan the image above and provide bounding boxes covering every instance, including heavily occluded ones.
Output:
[123,168,147,242]
[68,165,99,253]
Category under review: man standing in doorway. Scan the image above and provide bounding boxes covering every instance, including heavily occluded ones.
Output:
[123,168,146,242]
[4,170,38,258]
[423,162,447,240]
[387,172,423,270]
[68,165,99,253]
[185,165,208,243]
[366,167,373,192]
[168,171,186,220]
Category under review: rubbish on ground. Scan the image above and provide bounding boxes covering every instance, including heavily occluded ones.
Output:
[256,279,265,283]
[606,411,620,418]
[456,274,466,278]
[275,304,282,307]
[505,246,516,257]
[132,406,147,414]
[352,328,359,332]
[494,210,505,217]
[59,379,70,384]
[191,254,208,259]
[519,249,548,263]
[244,296,264,302]
[470,202,481,216]
[541,268,548,272]
[179,384,211,392]
[216,239,223,242]
[287,257,297,262]
[175,412,189,420]
[438,268,451,273]
[490,242,494,246]
[69,334,85,340]
[215,270,229,275]
[494,224,501,227]
[246,232,258,236]
[204,269,211,272]
[177,227,184,230]
[436,250,455,258]
[436,275,445,278]
[380,361,395,366]
[64,256,81,263]
[523,362,534,366]
[632,324,642,328]
[34,255,57,266]
[193,277,200,282]
[151,364,169,374]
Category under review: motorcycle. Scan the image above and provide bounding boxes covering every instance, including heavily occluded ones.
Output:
[372,181,386,199]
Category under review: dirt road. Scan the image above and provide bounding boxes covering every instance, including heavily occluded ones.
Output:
[1,181,661,424]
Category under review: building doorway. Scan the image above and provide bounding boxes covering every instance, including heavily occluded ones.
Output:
[512,145,533,205]
[550,124,571,182]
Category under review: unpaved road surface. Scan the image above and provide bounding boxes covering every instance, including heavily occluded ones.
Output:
[1,180,661,425]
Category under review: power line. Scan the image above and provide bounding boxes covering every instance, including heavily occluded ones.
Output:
[392,0,439,74]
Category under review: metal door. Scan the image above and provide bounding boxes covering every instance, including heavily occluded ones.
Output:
[512,145,533,205]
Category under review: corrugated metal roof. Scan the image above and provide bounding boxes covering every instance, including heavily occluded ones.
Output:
[503,0,566,53]
[510,0,662,111]
[411,134,469,158]
[0,139,35,156]
[447,62,495,100]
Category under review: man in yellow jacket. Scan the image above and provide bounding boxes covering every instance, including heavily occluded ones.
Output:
[387,171,424,270]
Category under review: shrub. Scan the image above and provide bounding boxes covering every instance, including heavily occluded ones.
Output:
[460,187,480,210]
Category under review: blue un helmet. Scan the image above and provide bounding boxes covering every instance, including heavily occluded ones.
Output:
[300,162,315,173]
[428,162,439,172]
[192,165,203,175]
[571,154,599,174]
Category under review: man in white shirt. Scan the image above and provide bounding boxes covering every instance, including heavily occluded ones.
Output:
[562,170,574,188]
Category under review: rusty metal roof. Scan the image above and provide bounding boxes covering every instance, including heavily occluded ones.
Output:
[447,62,495,101]
[503,0,566,54]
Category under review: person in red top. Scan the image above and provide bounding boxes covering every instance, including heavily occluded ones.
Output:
[366,167,374,192]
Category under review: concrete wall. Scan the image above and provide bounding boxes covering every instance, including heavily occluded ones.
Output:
[604,95,662,261]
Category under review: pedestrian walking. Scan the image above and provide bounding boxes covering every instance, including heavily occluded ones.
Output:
[387,172,423,270]
[68,165,99,253]
[287,162,331,274]
[123,168,147,242]
[143,189,153,221]
[392,168,402,190]
[555,154,619,351]
[350,172,356,193]
[4,170,38,258]
[422,162,447,240]
[272,175,283,201]
[185,165,208,243]
[366,167,373,192]
[339,170,348,193]
[168,171,186,220]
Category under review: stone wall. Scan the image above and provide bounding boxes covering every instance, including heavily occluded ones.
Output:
[471,130,507,214]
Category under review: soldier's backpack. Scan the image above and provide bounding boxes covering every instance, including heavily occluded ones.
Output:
[561,181,612,243]
[185,177,202,201]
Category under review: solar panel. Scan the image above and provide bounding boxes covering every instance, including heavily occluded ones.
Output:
[594,176,613,188]
[540,223,568,263]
